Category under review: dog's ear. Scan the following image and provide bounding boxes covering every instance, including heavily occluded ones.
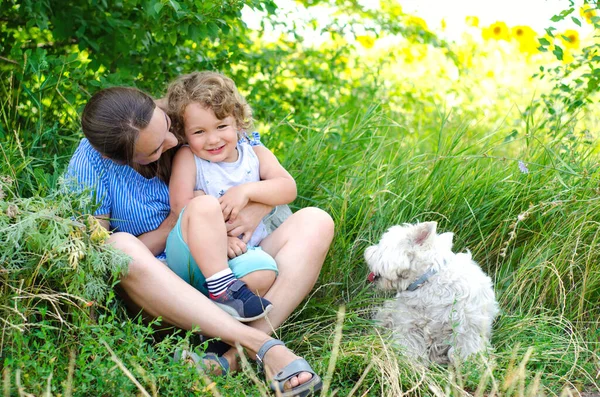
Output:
[413,221,437,245]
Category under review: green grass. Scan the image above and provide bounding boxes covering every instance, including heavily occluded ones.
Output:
[1,85,599,396]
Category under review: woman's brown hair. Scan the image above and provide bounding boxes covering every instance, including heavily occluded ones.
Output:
[81,87,176,183]
[166,71,253,141]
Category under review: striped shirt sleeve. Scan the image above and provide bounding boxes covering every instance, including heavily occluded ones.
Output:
[65,140,112,216]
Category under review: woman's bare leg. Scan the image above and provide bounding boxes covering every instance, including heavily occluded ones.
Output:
[222,207,335,386]
[110,232,320,389]
[253,207,334,333]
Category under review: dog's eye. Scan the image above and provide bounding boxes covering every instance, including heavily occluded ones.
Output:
[397,270,408,279]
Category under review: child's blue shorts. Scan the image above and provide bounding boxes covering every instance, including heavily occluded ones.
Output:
[165,208,278,296]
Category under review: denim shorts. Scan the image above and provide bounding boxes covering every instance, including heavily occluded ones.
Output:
[165,208,278,296]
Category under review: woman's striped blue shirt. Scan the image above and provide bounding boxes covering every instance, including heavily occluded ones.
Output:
[66,134,261,258]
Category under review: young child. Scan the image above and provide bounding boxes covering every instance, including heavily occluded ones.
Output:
[165,71,297,322]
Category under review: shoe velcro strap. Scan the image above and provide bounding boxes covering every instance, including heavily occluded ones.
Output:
[228,279,246,292]
[256,339,285,371]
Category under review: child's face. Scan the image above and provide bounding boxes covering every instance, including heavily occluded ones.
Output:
[183,103,239,163]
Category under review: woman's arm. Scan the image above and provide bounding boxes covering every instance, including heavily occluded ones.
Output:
[136,211,179,256]
[169,146,198,216]
[226,202,273,243]
[94,212,176,256]
[219,146,296,222]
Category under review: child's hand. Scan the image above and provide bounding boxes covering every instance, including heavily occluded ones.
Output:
[219,185,250,222]
[227,236,247,259]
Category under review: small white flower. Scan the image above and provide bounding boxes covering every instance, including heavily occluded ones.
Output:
[518,161,529,174]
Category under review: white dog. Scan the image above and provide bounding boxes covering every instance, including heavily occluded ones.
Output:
[365,221,499,364]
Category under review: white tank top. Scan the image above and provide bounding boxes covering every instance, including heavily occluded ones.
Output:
[193,141,268,246]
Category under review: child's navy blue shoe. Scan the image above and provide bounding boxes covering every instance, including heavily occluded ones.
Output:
[210,279,273,322]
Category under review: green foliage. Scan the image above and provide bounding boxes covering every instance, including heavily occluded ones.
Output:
[1,0,599,395]
[0,176,129,306]
[531,0,599,136]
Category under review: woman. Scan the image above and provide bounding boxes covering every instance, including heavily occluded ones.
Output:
[66,86,334,396]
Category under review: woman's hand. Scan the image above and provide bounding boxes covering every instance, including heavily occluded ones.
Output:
[226,202,272,243]
[227,236,247,259]
[219,185,250,222]
[137,211,178,256]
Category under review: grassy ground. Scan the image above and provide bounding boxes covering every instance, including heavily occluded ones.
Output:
[0,47,598,396]
[2,98,598,396]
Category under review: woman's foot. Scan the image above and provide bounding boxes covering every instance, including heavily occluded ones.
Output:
[174,349,234,377]
[256,339,321,395]
[263,345,313,390]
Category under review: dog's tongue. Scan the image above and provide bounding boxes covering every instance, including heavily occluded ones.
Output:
[368,272,376,282]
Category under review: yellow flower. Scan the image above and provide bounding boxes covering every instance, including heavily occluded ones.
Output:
[441,18,447,31]
[406,16,428,31]
[482,22,510,41]
[580,4,597,24]
[562,50,574,64]
[356,35,375,49]
[511,25,538,54]
[465,16,479,27]
[560,29,580,50]
[400,46,415,63]
[380,0,403,17]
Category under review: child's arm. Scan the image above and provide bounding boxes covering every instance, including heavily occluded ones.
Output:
[219,145,297,222]
[169,146,199,216]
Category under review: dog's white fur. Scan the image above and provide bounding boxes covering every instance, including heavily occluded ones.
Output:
[365,221,499,364]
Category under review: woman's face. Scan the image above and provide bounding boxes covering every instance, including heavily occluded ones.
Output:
[133,107,178,165]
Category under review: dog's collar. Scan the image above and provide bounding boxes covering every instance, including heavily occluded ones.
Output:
[406,258,446,292]
[406,268,437,291]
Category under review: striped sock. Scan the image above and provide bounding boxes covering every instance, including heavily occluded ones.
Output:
[206,268,236,298]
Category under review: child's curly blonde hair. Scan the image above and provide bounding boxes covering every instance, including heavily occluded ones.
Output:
[166,71,253,141]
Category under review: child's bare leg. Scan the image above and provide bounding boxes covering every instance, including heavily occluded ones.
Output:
[179,195,229,277]
[179,195,273,322]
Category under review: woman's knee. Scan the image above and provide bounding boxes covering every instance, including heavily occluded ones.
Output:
[295,207,335,243]
[240,270,277,297]
[107,232,161,277]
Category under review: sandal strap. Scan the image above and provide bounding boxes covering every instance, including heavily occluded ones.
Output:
[174,349,229,376]
[271,358,318,393]
[204,352,230,375]
[255,339,285,371]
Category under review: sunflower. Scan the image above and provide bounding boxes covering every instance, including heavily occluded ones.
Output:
[562,50,574,64]
[560,29,580,50]
[356,35,375,49]
[511,25,538,53]
[406,16,428,31]
[482,21,510,41]
[380,0,403,17]
[580,4,597,25]
[465,16,479,27]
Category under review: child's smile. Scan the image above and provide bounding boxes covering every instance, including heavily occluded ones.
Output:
[184,103,239,163]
